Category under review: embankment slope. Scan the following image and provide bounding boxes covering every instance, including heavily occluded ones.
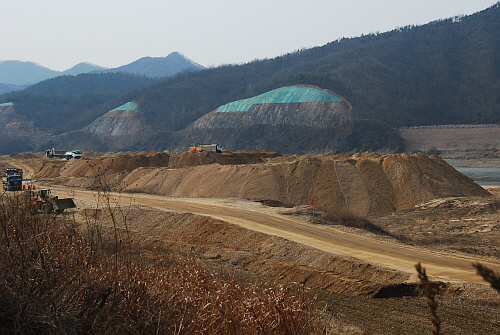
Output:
[20,151,490,217]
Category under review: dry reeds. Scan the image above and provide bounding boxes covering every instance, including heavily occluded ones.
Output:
[415,262,441,335]
[0,191,334,334]
[473,262,500,292]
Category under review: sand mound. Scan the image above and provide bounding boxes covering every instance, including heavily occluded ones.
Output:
[27,151,489,217]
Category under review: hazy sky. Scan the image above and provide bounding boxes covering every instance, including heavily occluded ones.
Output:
[1,0,496,71]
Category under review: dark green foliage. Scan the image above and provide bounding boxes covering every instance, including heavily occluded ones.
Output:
[1,3,500,154]
[2,92,120,134]
[22,72,157,96]
[0,83,26,94]
[0,73,156,134]
[126,3,500,131]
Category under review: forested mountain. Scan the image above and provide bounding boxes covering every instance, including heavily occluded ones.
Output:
[0,61,60,86]
[22,72,156,96]
[126,2,500,131]
[1,73,156,134]
[0,52,202,89]
[0,61,106,86]
[0,83,25,95]
[62,62,107,76]
[0,2,499,155]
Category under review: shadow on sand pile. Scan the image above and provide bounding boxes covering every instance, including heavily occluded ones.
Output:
[33,151,490,217]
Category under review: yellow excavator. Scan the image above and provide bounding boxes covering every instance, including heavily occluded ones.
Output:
[26,189,76,214]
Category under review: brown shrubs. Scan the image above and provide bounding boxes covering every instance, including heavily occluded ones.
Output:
[473,262,500,292]
[415,263,441,335]
[0,192,331,334]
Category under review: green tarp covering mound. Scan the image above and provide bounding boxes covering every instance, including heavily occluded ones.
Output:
[217,86,341,113]
[112,102,140,112]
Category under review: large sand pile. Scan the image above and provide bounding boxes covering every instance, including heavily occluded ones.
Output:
[25,151,489,217]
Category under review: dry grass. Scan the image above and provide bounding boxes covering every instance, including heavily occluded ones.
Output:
[473,262,500,292]
[416,263,441,335]
[0,191,338,334]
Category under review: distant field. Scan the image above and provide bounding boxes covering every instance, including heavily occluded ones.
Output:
[399,125,500,158]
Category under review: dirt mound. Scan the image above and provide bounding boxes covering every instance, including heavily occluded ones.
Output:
[26,151,490,217]
[264,152,489,216]
[190,85,353,130]
[167,150,281,168]
[82,109,151,136]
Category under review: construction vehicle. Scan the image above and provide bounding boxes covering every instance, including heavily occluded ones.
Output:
[2,168,23,191]
[63,150,82,160]
[189,144,224,153]
[46,148,67,159]
[46,148,82,160]
[26,189,76,213]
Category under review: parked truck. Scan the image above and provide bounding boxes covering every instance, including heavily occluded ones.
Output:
[26,189,76,213]
[46,149,82,159]
[46,148,67,159]
[189,144,224,153]
[2,168,23,191]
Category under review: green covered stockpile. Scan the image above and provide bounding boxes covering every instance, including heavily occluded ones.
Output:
[217,86,341,113]
[112,102,140,112]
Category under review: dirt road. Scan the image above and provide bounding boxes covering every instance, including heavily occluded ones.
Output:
[50,186,500,284]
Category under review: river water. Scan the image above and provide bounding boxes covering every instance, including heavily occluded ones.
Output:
[447,160,500,186]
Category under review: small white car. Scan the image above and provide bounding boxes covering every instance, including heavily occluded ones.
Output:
[71,150,82,159]
[63,150,82,160]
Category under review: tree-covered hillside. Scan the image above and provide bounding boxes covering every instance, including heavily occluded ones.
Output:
[0,73,156,134]
[128,2,500,131]
[0,2,499,154]
[22,72,156,96]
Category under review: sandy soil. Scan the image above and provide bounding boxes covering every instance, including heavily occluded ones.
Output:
[4,150,500,334]
[49,186,500,334]
[6,151,489,220]
[47,185,500,286]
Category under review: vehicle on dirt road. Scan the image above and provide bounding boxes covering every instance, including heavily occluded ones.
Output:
[189,144,224,153]
[64,150,82,160]
[26,189,76,213]
[46,149,82,159]
[2,168,23,191]
[46,148,67,158]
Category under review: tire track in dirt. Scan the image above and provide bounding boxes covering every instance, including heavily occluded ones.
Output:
[49,186,500,284]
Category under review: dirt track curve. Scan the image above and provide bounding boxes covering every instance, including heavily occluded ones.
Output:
[49,185,500,285]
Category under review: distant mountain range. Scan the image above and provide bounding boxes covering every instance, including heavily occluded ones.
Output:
[0,3,499,155]
[102,52,204,78]
[0,61,106,86]
[0,52,204,92]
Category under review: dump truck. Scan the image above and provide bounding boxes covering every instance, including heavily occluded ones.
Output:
[26,189,76,213]
[46,149,82,160]
[46,148,67,158]
[189,144,224,153]
[2,168,23,191]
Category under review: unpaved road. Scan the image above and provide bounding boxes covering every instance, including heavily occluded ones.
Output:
[50,186,500,284]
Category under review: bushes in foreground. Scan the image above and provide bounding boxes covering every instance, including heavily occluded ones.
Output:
[0,193,332,334]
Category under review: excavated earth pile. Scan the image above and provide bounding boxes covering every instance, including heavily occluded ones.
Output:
[17,150,490,217]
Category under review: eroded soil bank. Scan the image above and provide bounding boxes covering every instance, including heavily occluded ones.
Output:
[2,150,500,334]
[71,201,500,335]
[5,150,490,217]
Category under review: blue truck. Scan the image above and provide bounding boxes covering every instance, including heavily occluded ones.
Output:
[2,168,23,191]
